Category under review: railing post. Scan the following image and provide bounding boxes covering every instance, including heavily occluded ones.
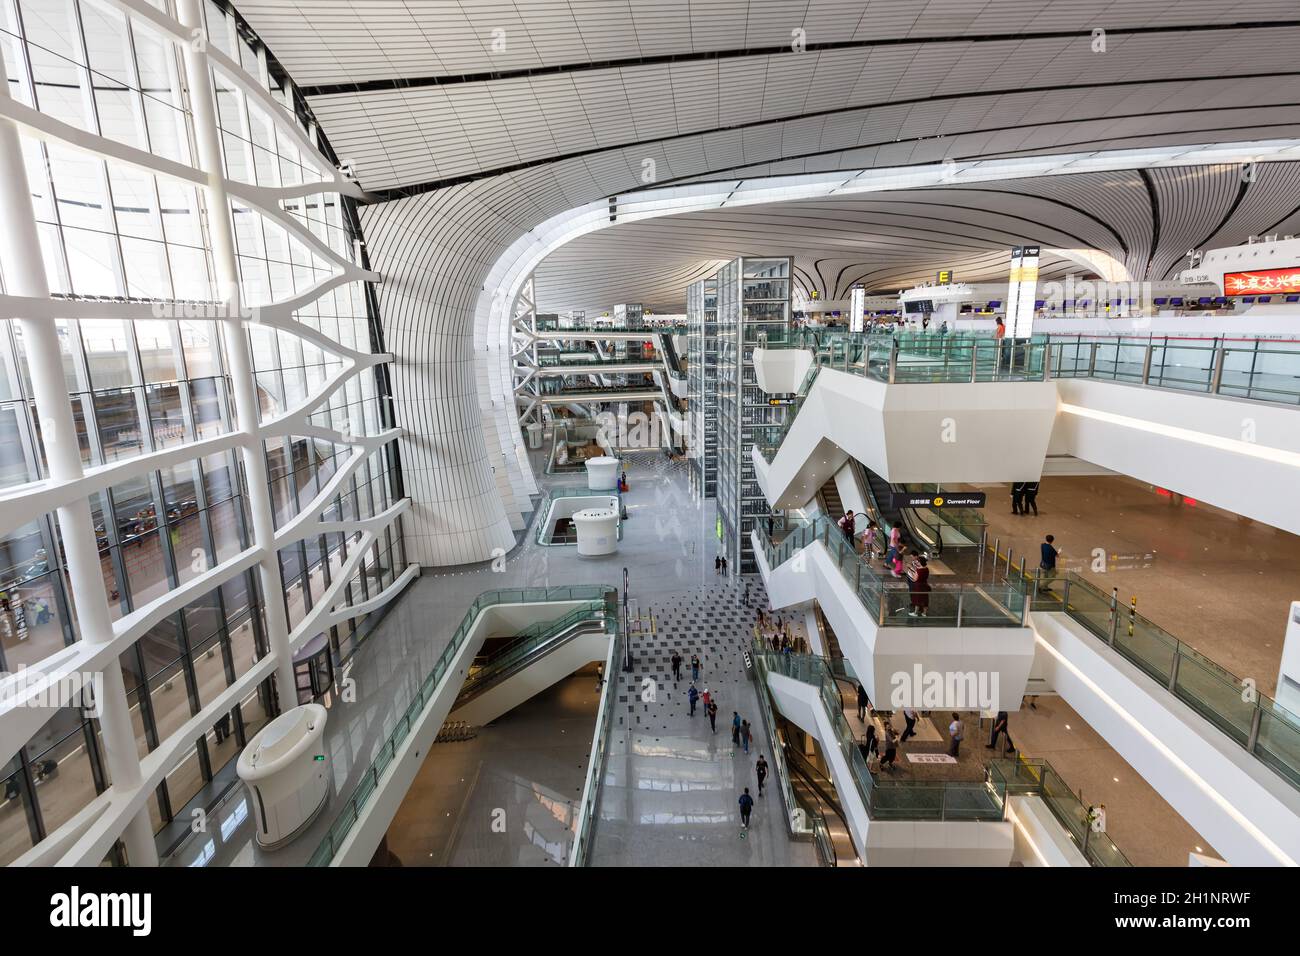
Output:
[956,592,964,627]
[1042,340,1052,380]
[889,339,899,384]
[1004,547,1013,581]
[970,343,979,382]
[1210,345,1226,394]
[1167,649,1181,692]
[1088,342,1098,376]
[1246,706,1263,753]
[977,528,987,575]
[1108,587,1119,646]
[1141,343,1153,384]
[990,537,1000,582]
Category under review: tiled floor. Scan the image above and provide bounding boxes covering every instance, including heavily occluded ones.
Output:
[966,474,1300,695]
[589,580,816,867]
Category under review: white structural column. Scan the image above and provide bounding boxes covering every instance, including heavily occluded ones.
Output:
[0,54,158,865]
[175,0,296,698]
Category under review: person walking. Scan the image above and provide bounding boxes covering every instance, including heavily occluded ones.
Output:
[595,663,604,690]
[885,521,902,567]
[701,686,711,715]
[755,755,769,796]
[948,713,964,758]
[714,554,722,575]
[688,684,698,716]
[691,654,700,682]
[1039,534,1060,593]
[863,519,879,558]
[720,555,728,575]
[900,706,919,742]
[731,711,742,745]
[671,650,683,682]
[1023,481,1040,516]
[707,700,718,733]
[738,787,755,828]
[856,683,869,721]
[907,555,931,617]
[740,719,752,754]
[863,724,878,762]
[986,710,1014,755]
[995,315,1008,369]
[879,722,899,771]
[1011,481,1025,515]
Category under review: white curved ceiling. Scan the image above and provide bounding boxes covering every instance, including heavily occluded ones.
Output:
[227,0,1300,565]
[533,161,1300,313]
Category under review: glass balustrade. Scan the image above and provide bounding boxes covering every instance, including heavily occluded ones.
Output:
[755,649,1006,823]
[987,758,1131,866]
[307,585,617,866]
[754,516,1025,628]
[988,547,1300,791]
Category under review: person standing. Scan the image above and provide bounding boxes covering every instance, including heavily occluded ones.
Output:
[715,554,722,575]
[595,663,604,690]
[691,653,700,682]
[707,700,718,733]
[1023,481,1040,517]
[1039,534,1060,593]
[907,555,931,617]
[721,555,728,575]
[986,710,1014,754]
[738,787,754,828]
[885,521,902,567]
[856,683,869,721]
[863,519,879,558]
[879,722,899,771]
[948,713,964,758]
[688,684,698,716]
[740,719,752,754]
[755,755,769,796]
[900,706,919,742]
[731,711,742,745]
[863,724,878,762]
[1011,481,1025,515]
[671,650,683,682]
[995,315,1008,370]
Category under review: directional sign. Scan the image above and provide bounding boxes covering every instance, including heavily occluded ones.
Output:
[890,491,986,509]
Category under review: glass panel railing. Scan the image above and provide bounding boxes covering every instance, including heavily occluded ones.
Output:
[459,602,607,699]
[987,758,1131,866]
[984,545,1300,796]
[756,648,1005,823]
[754,516,1025,629]
[569,612,622,866]
[307,585,616,867]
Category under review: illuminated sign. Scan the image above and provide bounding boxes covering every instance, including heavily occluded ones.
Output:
[850,286,866,332]
[937,269,953,284]
[1005,246,1040,338]
[1224,268,1300,295]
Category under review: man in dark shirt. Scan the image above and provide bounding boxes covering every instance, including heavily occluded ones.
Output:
[738,787,755,828]
[1039,534,1059,593]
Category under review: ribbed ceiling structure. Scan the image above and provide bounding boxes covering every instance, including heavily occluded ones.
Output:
[230,0,1300,566]
[534,162,1300,314]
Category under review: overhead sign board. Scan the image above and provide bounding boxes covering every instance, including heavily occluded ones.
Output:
[890,491,987,509]
[1224,268,1300,295]
[937,269,954,284]
[1005,245,1040,338]
[850,285,866,332]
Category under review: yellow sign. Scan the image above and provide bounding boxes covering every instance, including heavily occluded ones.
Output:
[933,497,944,507]
[937,270,952,284]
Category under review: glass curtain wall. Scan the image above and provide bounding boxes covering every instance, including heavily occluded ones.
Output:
[0,0,404,864]
[715,257,791,574]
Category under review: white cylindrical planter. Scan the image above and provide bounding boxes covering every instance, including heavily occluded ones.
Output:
[573,508,619,556]
[237,703,329,849]
[585,455,620,490]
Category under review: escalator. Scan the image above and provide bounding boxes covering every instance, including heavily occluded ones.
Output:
[817,476,844,522]
[852,460,923,556]
[783,742,857,866]
[451,602,611,725]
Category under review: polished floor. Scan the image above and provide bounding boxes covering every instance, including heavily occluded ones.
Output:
[384,670,601,866]
[589,579,816,867]
[967,475,1300,696]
